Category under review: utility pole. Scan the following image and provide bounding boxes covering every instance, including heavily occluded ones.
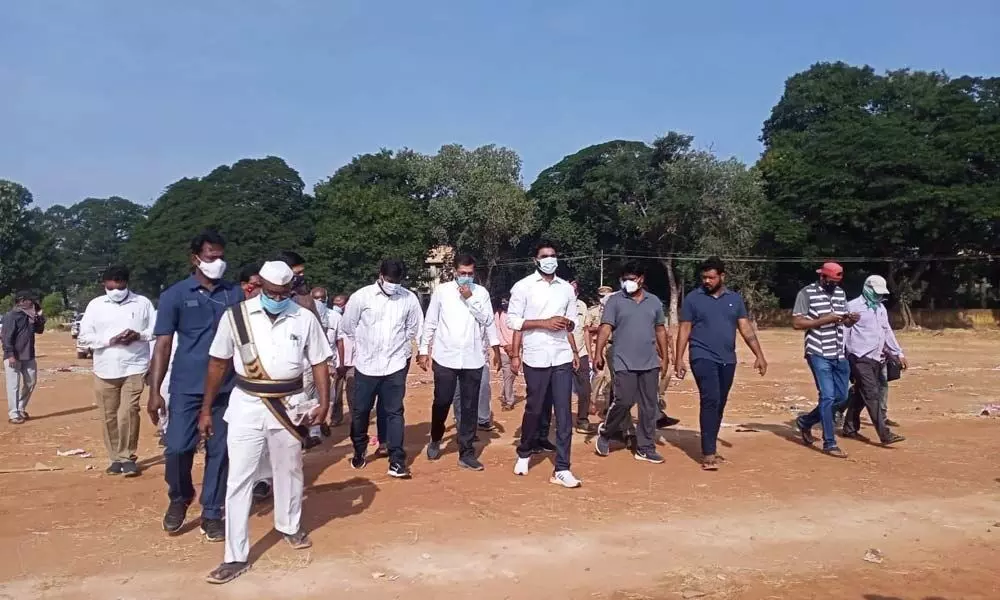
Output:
[599,249,604,286]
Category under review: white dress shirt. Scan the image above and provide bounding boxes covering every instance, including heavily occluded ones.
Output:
[210,296,333,430]
[419,281,495,370]
[506,272,577,368]
[844,297,905,361]
[341,283,423,377]
[325,309,342,369]
[78,291,155,379]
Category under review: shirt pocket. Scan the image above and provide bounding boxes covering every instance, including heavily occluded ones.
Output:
[179,300,215,332]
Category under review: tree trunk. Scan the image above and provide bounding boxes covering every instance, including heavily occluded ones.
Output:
[663,256,680,330]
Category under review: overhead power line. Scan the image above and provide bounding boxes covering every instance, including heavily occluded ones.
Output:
[491,252,999,267]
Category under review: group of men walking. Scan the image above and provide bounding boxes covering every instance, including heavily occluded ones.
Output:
[3,227,912,584]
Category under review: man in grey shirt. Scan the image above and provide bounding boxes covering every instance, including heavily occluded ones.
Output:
[592,263,670,463]
[2,291,46,424]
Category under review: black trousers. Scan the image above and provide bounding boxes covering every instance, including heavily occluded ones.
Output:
[601,369,659,453]
[572,355,592,423]
[690,359,736,456]
[430,361,483,459]
[844,355,892,442]
[517,362,573,471]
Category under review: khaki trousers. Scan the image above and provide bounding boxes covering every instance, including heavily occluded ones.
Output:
[94,373,146,462]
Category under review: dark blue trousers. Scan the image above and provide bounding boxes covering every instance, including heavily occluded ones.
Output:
[690,359,737,456]
[352,366,408,465]
[164,392,229,519]
[517,362,573,471]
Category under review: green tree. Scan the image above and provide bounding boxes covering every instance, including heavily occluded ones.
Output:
[759,62,1000,324]
[125,156,313,295]
[527,140,653,292]
[41,197,147,305]
[0,180,45,296]
[309,150,434,294]
[420,144,535,290]
[40,292,65,317]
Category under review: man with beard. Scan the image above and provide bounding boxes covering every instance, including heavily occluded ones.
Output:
[674,257,768,471]
[593,263,669,464]
[792,262,859,459]
[148,230,244,541]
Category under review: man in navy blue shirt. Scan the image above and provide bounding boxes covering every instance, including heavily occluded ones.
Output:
[674,257,767,471]
[147,230,243,540]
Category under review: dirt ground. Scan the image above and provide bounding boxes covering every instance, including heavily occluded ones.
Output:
[0,329,998,600]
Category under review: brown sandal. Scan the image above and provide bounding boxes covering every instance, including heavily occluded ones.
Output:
[205,562,249,584]
[701,456,719,471]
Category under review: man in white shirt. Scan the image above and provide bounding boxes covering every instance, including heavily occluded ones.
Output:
[419,254,498,471]
[200,261,332,585]
[78,265,155,477]
[507,243,582,488]
[341,259,424,479]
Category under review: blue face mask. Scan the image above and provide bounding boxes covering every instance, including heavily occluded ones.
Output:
[331,305,344,315]
[260,293,291,315]
[456,275,474,287]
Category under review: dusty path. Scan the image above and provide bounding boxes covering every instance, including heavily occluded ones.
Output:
[1,330,998,599]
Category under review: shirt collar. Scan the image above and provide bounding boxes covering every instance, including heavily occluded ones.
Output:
[530,272,565,285]
[696,286,731,298]
[186,274,233,292]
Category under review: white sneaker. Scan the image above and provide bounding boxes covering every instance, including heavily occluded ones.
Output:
[549,470,582,488]
[513,457,530,476]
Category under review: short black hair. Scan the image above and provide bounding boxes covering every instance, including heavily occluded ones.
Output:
[453,253,477,268]
[699,256,726,275]
[379,258,406,281]
[189,229,226,255]
[238,262,262,284]
[14,290,35,303]
[534,241,557,257]
[620,261,646,278]
[275,250,306,268]
[101,264,130,283]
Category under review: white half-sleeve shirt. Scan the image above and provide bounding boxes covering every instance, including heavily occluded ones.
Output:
[506,272,577,368]
[209,296,333,430]
[419,281,495,370]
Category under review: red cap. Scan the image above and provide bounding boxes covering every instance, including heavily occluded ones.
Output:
[816,262,844,282]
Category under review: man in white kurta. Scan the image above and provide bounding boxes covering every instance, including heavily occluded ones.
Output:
[200,261,332,584]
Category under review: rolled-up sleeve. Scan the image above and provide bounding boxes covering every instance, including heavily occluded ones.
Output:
[506,281,527,331]
[208,310,236,360]
[153,289,179,337]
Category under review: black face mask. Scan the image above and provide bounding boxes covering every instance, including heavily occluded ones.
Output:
[291,274,307,291]
[821,281,837,294]
[500,300,509,311]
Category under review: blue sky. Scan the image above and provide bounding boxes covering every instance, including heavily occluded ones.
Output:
[3,0,998,208]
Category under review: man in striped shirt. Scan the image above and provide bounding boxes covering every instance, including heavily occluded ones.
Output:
[791,263,859,458]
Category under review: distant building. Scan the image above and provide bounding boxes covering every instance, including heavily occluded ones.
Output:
[423,245,455,294]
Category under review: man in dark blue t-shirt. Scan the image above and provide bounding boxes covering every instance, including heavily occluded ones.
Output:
[674,257,767,471]
[147,230,243,540]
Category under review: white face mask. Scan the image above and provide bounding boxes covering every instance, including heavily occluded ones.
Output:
[106,288,129,302]
[537,257,558,275]
[197,258,227,280]
[380,280,400,296]
[621,279,639,294]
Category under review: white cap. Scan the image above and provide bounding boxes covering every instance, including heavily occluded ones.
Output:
[259,261,294,286]
[865,274,890,295]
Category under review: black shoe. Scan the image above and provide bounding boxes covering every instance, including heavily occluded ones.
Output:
[458,456,484,471]
[656,415,680,429]
[205,561,249,585]
[201,517,225,542]
[252,480,272,501]
[575,420,597,434]
[795,417,815,446]
[881,433,906,446]
[426,440,442,460]
[162,500,189,533]
[595,435,610,457]
[885,418,901,428]
[350,454,367,470]
[534,439,557,453]
[319,423,331,437]
[305,436,322,450]
[106,462,124,475]
[374,444,389,459]
[477,421,497,432]
[387,462,411,479]
[121,460,140,478]
[284,529,312,550]
[842,430,862,440]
